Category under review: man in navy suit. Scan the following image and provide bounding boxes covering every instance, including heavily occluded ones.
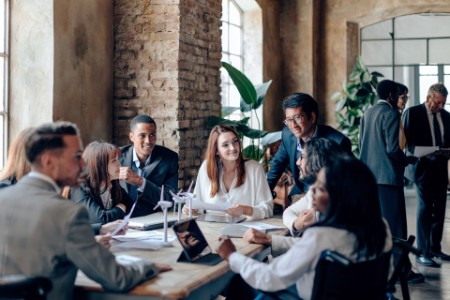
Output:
[267,93,351,196]
[119,115,179,217]
[403,83,450,267]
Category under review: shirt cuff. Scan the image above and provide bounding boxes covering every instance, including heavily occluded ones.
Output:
[137,177,146,192]
[229,251,248,273]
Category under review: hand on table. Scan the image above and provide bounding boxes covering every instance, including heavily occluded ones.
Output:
[216,236,236,261]
[100,219,128,235]
[182,204,200,216]
[243,228,271,246]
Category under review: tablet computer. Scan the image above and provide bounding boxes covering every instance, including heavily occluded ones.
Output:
[173,219,222,265]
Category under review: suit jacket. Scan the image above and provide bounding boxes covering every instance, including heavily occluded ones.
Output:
[403,103,450,182]
[0,176,158,300]
[69,183,133,224]
[267,125,352,194]
[359,101,411,187]
[119,144,179,216]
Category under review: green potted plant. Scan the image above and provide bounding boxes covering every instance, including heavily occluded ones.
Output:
[208,62,273,160]
[333,56,384,157]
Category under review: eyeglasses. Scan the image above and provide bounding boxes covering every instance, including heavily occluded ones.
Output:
[399,95,409,101]
[283,115,305,126]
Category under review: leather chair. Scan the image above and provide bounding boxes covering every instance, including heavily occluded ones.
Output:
[0,275,52,300]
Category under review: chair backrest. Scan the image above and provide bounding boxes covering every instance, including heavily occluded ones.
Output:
[0,275,52,300]
[311,250,391,300]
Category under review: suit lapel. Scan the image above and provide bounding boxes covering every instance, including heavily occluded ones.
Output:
[141,146,162,178]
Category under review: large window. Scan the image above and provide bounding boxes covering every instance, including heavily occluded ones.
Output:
[0,0,8,169]
[361,14,450,111]
[221,0,243,120]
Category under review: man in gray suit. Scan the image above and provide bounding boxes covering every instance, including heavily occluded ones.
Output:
[0,122,168,300]
[119,114,179,216]
[359,80,422,283]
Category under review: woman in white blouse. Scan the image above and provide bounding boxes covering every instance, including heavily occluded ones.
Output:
[186,125,273,220]
[216,155,392,299]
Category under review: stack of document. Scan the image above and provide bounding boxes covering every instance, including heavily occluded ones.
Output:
[112,231,176,250]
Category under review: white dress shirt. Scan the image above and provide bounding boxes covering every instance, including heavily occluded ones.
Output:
[282,189,319,236]
[229,226,392,299]
[194,160,273,219]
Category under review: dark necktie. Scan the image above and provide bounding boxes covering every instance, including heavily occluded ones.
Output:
[129,163,145,202]
[433,113,443,147]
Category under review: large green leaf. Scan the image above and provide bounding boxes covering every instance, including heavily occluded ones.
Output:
[240,80,272,112]
[222,61,257,106]
[243,145,265,161]
[236,123,268,139]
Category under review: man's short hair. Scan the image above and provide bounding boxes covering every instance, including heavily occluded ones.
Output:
[282,93,319,120]
[376,80,399,101]
[26,122,79,164]
[130,115,156,131]
[428,83,448,98]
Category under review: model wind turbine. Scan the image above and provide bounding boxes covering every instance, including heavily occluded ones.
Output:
[153,185,173,247]
[178,181,196,218]
[170,190,186,222]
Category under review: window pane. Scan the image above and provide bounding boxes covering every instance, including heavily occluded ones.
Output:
[361,19,392,39]
[419,75,438,104]
[221,84,230,106]
[0,1,4,53]
[419,65,438,75]
[445,66,450,74]
[221,23,229,52]
[445,75,450,112]
[229,85,241,107]
[229,1,241,26]
[395,40,427,65]
[222,0,228,22]
[229,25,241,55]
[429,39,450,64]
[0,114,3,170]
[229,55,242,71]
[361,41,392,65]
[0,57,4,111]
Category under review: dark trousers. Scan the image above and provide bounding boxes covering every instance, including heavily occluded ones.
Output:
[415,166,448,255]
[378,185,408,240]
[378,185,411,270]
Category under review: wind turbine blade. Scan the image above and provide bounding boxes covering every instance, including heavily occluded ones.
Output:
[187,181,194,193]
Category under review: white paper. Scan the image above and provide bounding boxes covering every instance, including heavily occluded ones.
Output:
[115,240,165,250]
[113,231,176,242]
[414,146,439,157]
[191,199,232,211]
[115,254,143,265]
[111,200,138,237]
[221,222,285,238]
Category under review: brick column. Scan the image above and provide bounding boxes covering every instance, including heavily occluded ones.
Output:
[113,0,221,188]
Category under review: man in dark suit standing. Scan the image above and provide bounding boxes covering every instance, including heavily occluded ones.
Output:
[403,83,450,267]
[359,80,423,283]
[119,115,179,217]
[267,93,352,196]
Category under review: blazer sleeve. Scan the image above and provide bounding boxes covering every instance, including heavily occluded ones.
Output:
[267,133,290,191]
[140,153,179,208]
[70,186,127,224]
[384,110,409,166]
[65,206,159,292]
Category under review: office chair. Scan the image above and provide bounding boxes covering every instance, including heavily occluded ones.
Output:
[386,235,420,300]
[310,249,391,300]
[0,275,52,300]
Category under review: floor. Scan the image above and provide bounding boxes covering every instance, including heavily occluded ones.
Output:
[397,187,450,300]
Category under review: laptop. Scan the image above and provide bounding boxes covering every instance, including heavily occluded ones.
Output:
[128,214,178,230]
[173,219,223,265]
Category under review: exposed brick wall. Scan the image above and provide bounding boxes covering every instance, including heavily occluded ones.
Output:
[113,0,221,189]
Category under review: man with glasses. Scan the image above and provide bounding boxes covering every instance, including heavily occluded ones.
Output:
[267,93,351,197]
[403,83,450,267]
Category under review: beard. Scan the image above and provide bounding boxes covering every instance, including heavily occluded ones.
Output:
[302,173,317,185]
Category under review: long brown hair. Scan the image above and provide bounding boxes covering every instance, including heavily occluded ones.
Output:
[0,127,34,183]
[205,125,246,197]
[80,141,123,204]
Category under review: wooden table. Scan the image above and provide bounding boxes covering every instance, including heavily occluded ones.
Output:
[74,215,286,300]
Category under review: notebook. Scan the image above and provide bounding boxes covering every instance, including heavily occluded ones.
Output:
[173,219,223,265]
[128,214,178,230]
